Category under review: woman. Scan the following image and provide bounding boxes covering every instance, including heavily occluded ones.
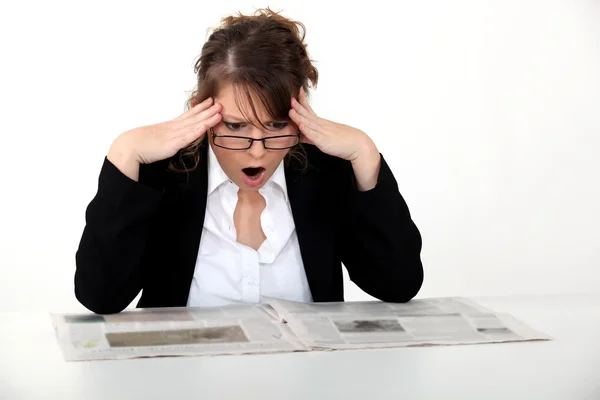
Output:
[75,8,423,314]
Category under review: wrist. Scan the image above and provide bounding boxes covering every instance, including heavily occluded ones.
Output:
[351,138,381,191]
[351,137,379,166]
[107,133,141,181]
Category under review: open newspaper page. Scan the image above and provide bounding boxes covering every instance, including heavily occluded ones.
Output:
[51,303,307,361]
[266,297,551,350]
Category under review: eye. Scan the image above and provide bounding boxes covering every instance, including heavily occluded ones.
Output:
[269,122,289,130]
[224,122,247,131]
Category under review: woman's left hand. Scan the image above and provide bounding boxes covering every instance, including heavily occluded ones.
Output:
[289,88,382,190]
[289,88,376,162]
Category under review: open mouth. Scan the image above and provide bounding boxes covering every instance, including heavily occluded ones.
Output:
[242,167,265,181]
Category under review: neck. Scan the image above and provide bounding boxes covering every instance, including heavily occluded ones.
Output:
[237,189,263,201]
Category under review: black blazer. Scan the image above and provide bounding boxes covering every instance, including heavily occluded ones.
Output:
[74,142,423,314]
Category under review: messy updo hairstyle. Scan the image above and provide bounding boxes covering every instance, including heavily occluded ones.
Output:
[169,8,319,172]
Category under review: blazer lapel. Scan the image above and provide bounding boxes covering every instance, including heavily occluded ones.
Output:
[164,143,209,306]
[155,143,334,306]
[285,147,333,301]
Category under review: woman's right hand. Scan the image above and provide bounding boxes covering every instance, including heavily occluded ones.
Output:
[107,97,222,181]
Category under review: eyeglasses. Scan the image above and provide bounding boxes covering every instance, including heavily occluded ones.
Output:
[210,127,300,150]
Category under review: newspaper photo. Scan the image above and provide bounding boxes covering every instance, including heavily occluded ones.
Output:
[266,297,551,350]
[51,297,551,361]
[51,303,306,361]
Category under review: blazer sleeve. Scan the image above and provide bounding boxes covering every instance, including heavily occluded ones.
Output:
[339,154,424,302]
[74,158,164,314]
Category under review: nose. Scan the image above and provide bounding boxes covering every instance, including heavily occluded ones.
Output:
[247,129,268,159]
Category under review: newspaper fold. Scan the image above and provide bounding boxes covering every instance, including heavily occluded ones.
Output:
[51,297,550,361]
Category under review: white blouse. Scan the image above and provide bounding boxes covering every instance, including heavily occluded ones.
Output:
[186,144,313,307]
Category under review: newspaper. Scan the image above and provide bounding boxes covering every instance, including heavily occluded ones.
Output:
[51,303,306,361]
[51,297,551,361]
[266,297,551,350]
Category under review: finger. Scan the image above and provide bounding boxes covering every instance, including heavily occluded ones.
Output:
[188,101,222,126]
[175,97,214,121]
[181,111,221,139]
[175,97,213,121]
[291,97,314,120]
[289,109,319,140]
[203,111,222,129]
[299,87,315,114]
[180,112,221,145]
[289,108,316,130]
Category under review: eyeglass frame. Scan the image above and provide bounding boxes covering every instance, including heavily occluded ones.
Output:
[209,127,301,150]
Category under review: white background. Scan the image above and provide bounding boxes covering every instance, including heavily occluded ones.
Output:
[0,0,599,313]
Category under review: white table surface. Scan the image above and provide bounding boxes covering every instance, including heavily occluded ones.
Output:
[1,293,599,400]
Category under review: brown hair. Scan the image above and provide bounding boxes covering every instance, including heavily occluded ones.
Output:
[169,7,319,172]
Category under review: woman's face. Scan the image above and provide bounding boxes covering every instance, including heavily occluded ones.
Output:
[209,83,299,191]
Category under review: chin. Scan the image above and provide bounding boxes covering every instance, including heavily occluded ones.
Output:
[242,185,263,192]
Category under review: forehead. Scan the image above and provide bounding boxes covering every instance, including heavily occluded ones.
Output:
[214,82,273,122]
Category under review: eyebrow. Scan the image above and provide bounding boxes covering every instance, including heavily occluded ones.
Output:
[221,114,289,123]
